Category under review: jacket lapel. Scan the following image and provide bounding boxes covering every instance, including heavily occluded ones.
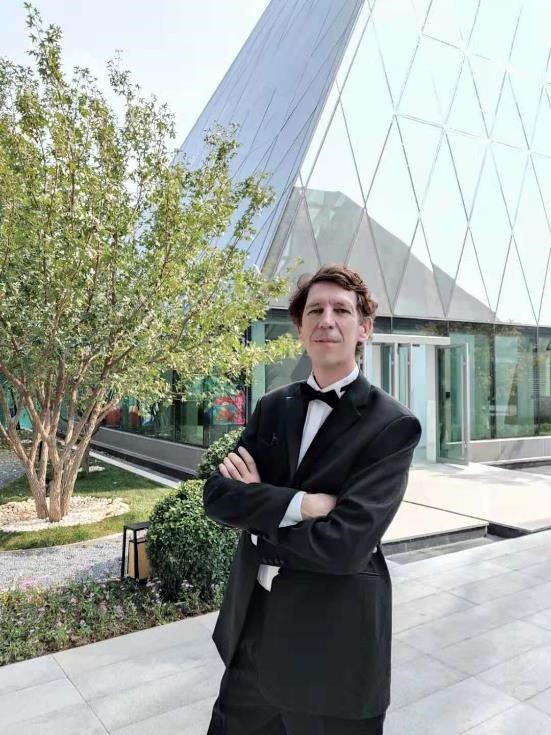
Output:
[292,375,372,485]
[283,389,308,480]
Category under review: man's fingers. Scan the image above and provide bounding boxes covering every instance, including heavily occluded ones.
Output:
[219,463,230,478]
[227,452,248,474]
[237,446,257,472]
[222,456,242,480]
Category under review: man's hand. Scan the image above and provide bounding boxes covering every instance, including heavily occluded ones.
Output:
[300,493,337,520]
[219,446,261,484]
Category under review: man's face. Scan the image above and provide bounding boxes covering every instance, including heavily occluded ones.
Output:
[297,281,372,371]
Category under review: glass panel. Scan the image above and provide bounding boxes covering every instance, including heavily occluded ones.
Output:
[346,212,392,316]
[398,117,442,206]
[371,0,419,105]
[424,0,463,46]
[437,345,467,461]
[411,343,428,460]
[448,231,493,322]
[305,188,362,266]
[469,154,512,310]
[537,332,551,434]
[398,344,410,407]
[469,56,505,134]
[336,5,372,88]
[421,137,468,299]
[532,89,551,157]
[509,1,551,77]
[300,83,340,185]
[495,329,537,438]
[513,160,551,318]
[492,143,528,223]
[492,76,528,149]
[202,376,247,447]
[539,259,551,327]
[306,100,364,207]
[447,63,487,137]
[263,316,310,392]
[450,328,492,440]
[509,71,542,146]
[446,131,487,216]
[394,226,445,318]
[367,120,419,248]
[495,243,536,325]
[399,37,462,123]
[271,193,320,299]
[381,344,394,395]
[469,0,521,65]
[340,20,394,197]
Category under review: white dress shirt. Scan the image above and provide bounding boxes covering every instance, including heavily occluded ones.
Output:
[252,364,360,591]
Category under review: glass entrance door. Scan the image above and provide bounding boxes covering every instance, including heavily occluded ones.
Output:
[436,344,470,463]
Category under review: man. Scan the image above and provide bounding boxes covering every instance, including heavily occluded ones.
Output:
[204,264,421,734]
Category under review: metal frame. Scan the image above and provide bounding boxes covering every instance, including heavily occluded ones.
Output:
[435,343,471,464]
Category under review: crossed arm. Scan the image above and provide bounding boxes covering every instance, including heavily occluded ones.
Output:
[204,414,421,575]
[219,446,337,520]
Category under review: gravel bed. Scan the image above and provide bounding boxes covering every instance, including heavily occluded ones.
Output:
[0,534,123,590]
[0,450,125,590]
[0,449,25,490]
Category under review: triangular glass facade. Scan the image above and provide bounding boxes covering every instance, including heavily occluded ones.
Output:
[261,0,551,328]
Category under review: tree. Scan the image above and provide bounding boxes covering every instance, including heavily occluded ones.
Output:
[0,5,299,522]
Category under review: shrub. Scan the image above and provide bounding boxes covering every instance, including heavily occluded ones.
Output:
[0,578,184,666]
[147,480,239,604]
[196,428,243,479]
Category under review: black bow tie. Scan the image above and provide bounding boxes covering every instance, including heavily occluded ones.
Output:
[300,382,342,409]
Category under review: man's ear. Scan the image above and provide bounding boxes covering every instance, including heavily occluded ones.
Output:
[358,317,373,343]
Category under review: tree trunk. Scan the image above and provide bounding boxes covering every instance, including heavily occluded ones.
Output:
[48,471,62,522]
[29,476,48,519]
[81,444,91,476]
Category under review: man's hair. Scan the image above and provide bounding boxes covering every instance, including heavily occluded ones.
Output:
[288,264,378,328]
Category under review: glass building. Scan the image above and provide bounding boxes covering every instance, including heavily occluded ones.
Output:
[97,0,551,472]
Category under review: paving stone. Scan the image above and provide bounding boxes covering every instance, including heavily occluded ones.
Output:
[477,646,551,700]
[389,654,466,710]
[0,655,64,696]
[429,620,551,676]
[529,685,551,717]
[391,639,422,666]
[395,601,515,654]
[384,677,517,735]
[392,579,440,605]
[0,677,84,727]
[448,570,542,605]
[392,591,474,633]
[88,660,221,731]
[54,618,213,677]
[523,606,551,632]
[111,696,214,735]
[462,702,551,734]
[0,702,107,735]
[69,639,219,700]
[477,581,551,621]
[413,561,509,592]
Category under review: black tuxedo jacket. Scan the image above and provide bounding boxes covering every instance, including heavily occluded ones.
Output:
[203,375,421,719]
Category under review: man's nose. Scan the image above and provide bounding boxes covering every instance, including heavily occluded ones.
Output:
[318,308,335,327]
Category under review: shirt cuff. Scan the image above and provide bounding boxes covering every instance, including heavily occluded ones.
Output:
[279,491,306,527]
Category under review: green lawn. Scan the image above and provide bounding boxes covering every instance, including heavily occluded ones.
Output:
[0,461,175,551]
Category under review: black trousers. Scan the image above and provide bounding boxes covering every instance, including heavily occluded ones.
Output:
[207,582,386,735]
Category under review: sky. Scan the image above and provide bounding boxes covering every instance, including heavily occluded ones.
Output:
[0,0,270,144]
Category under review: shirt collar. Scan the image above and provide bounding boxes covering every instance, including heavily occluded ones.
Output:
[307,364,359,398]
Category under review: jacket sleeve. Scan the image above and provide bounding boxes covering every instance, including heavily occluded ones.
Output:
[266,415,421,576]
[203,397,300,536]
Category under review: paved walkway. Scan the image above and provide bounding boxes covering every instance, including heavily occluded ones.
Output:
[1,529,551,733]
